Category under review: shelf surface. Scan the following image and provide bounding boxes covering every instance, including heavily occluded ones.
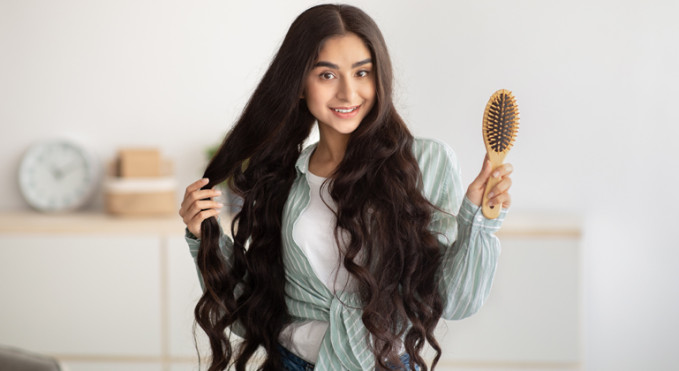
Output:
[0,211,186,235]
[0,210,580,237]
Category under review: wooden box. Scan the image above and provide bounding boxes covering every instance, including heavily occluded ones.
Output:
[117,149,161,178]
[104,177,177,216]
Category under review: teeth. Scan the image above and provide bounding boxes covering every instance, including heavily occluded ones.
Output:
[333,107,358,113]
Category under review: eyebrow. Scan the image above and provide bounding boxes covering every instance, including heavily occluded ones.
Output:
[313,58,373,69]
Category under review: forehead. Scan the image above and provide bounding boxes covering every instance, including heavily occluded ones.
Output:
[316,32,371,64]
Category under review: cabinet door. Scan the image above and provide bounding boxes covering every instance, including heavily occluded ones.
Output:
[435,236,581,369]
[0,235,162,356]
[167,236,210,360]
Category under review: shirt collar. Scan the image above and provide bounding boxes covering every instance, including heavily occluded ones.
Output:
[294,142,318,175]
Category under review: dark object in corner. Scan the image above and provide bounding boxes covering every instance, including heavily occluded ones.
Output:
[0,345,61,371]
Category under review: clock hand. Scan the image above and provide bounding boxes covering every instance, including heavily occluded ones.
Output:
[50,165,63,180]
[59,161,80,177]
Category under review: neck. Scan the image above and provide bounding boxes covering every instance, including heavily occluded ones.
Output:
[309,124,350,177]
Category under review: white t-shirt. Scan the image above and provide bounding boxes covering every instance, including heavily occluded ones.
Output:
[279,170,356,363]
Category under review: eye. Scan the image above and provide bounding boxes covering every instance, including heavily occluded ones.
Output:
[356,69,370,78]
[320,72,336,80]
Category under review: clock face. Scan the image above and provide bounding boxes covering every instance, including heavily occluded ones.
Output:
[19,140,98,212]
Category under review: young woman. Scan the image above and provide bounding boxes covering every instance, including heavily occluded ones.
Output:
[179,4,513,371]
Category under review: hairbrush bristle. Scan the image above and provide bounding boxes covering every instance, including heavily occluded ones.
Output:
[483,89,519,153]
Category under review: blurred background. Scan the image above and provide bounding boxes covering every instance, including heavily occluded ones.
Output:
[1,0,677,370]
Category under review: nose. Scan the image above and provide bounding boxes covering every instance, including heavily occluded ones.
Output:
[336,77,356,102]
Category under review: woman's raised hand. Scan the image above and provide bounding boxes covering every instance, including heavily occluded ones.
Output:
[178,178,223,239]
[465,156,513,210]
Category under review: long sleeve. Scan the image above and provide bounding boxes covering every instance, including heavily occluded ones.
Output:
[416,138,506,320]
[437,196,505,320]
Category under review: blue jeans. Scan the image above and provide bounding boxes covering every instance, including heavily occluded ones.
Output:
[278,345,314,371]
[277,344,420,370]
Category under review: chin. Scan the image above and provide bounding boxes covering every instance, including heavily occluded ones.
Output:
[326,121,361,135]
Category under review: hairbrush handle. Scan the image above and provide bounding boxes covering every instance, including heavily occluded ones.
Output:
[482,164,503,219]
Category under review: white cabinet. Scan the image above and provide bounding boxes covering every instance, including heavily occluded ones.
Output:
[0,212,581,371]
[0,213,199,371]
[0,234,162,368]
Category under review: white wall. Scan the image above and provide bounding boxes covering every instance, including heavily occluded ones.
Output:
[1,0,677,370]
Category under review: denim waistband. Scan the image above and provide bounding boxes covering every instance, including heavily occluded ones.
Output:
[386,352,417,371]
[277,344,315,371]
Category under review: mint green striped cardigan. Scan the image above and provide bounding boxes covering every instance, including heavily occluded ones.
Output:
[186,138,506,370]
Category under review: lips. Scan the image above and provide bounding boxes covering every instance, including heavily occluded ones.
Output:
[331,106,359,113]
[330,105,361,118]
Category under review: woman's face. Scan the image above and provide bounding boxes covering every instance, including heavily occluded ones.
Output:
[303,32,376,139]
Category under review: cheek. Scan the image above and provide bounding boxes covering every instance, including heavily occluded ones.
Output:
[362,77,376,95]
[305,94,321,113]
[305,84,332,109]
[361,82,377,105]
[303,88,325,118]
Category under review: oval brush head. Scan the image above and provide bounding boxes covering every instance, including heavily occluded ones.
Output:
[482,89,519,219]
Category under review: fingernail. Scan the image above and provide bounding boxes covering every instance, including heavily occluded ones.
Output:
[215,190,222,195]
[493,171,500,178]
[216,203,224,208]
[487,192,494,198]
[202,178,209,183]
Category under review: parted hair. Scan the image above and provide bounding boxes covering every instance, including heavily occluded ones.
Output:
[195,4,444,370]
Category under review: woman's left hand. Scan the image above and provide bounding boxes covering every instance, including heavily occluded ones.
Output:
[466,155,513,209]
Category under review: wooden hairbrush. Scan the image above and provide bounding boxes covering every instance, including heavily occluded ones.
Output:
[482,89,519,219]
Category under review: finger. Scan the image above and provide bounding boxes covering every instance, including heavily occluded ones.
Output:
[180,188,221,219]
[488,192,511,209]
[182,193,224,215]
[184,199,224,221]
[190,188,222,203]
[190,208,222,227]
[184,178,209,199]
[486,176,512,199]
[184,198,223,222]
[491,163,513,179]
[196,199,224,211]
[186,209,219,238]
[187,208,222,238]
[182,188,222,209]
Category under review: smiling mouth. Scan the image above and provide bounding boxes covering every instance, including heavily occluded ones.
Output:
[331,105,360,113]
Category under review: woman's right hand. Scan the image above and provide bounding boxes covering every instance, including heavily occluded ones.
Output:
[179,178,223,239]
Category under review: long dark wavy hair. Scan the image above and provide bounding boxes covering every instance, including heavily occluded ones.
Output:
[195,4,444,370]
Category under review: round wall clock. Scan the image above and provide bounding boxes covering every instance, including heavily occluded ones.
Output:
[18,139,99,212]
